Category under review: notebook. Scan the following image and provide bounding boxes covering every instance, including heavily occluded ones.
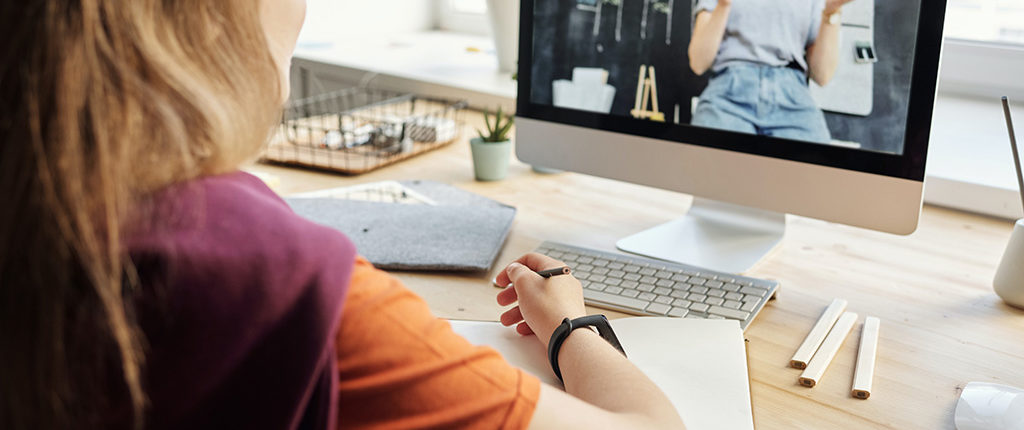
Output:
[450,317,754,430]
[287,180,515,271]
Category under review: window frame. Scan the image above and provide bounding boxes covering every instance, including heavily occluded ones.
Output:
[437,0,491,36]
[939,38,1024,100]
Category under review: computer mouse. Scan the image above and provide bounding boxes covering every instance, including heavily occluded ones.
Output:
[955,382,1024,430]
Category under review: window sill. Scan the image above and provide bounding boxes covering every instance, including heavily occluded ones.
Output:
[293,31,515,111]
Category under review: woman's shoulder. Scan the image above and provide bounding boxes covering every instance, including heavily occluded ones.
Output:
[126,170,357,321]
[127,171,358,428]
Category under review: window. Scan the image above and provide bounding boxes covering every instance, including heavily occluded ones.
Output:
[945,0,1024,45]
[450,0,487,14]
[438,0,490,35]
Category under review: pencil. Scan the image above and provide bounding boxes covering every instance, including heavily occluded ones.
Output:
[852,316,881,399]
[1003,96,1024,215]
[537,266,572,278]
[790,298,848,369]
[799,312,858,388]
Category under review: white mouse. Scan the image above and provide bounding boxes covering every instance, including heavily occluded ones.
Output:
[955,382,1024,430]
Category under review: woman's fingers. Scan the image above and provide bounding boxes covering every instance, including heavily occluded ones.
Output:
[494,253,565,287]
[500,306,524,327]
[516,322,535,336]
[496,285,518,306]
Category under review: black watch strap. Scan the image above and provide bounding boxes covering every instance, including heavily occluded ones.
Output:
[547,315,627,382]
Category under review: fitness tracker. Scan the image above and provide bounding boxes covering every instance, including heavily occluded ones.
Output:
[547,315,627,382]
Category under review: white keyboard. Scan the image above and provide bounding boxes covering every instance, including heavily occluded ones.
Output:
[534,241,779,330]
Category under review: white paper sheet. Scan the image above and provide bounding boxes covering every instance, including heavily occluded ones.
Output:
[449,317,754,430]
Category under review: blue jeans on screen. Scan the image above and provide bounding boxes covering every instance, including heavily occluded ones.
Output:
[692,63,831,144]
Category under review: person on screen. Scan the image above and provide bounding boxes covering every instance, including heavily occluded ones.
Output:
[688,0,855,143]
[0,1,684,429]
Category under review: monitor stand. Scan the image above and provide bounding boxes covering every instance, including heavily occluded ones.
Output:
[616,198,786,274]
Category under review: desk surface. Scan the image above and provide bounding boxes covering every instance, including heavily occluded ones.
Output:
[251,114,1024,430]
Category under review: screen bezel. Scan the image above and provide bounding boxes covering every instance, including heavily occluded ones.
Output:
[515,0,947,182]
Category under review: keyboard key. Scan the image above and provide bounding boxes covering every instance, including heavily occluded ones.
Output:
[688,277,709,286]
[707,306,750,320]
[624,265,642,273]
[689,302,710,312]
[624,273,642,282]
[723,283,741,292]
[653,287,671,296]
[638,292,657,301]
[706,280,724,288]
[672,298,692,308]
[637,283,655,292]
[621,289,640,298]
[638,267,657,276]
[723,300,743,309]
[640,276,658,285]
[690,286,709,295]
[670,289,690,299]
[583,290,648,312]
[741,286,769,297]
[655,270,674,279]
[687,293,707,302]
[604,278,622,287]
[741,301,758,312]
[705,297,725,306]
[671,274,691,282]
[668,307,689,317]
[706,289,726,298]
[604,286,623,295]
[621,280,640,289]
[587,283,607,292]
[593,267,610,275]
[547,251,563,259]
[577,256,594,264]
[607,262,625,270]
[577,264,595,272]
[593,259,610,267]
[725,292,744,301]
[655,295,673,305]
[607,270,626,278]
[708,315,726,320]
[656,279,675,288]
[646,303,671,315]
[588,274,607,283]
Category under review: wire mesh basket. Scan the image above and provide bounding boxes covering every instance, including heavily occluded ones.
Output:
[262,87,467,175]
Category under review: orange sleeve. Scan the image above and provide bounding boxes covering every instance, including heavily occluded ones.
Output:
[335,257,541,430]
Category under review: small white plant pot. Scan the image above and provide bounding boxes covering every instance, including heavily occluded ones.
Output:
[470,137,512,181]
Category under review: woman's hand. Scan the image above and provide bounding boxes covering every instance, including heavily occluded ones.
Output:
[495,253,587,347]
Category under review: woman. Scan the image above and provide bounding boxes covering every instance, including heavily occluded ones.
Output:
[688,0,854,143]
[0,1,684,429]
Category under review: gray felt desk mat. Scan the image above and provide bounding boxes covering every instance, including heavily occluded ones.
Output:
[287,180,515,272]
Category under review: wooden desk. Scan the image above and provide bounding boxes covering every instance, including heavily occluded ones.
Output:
[251,116,1023,429]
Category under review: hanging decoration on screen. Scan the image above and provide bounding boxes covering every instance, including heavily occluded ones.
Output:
[577,0,674,45]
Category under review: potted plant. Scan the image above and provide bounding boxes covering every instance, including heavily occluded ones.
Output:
[471,106,514,181]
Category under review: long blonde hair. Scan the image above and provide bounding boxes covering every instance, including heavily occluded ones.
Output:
[0,1,281,428]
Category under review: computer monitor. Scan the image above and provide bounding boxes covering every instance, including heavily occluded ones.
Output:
[515,0,947,273]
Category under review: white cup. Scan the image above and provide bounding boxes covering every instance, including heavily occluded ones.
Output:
[994,219,1024,309]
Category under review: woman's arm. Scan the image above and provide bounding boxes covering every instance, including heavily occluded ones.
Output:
[688,0,732,76]
[807,0,855,86]
[496,254,685,430]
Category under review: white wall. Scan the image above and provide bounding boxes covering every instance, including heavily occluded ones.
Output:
[300,0,437,43]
